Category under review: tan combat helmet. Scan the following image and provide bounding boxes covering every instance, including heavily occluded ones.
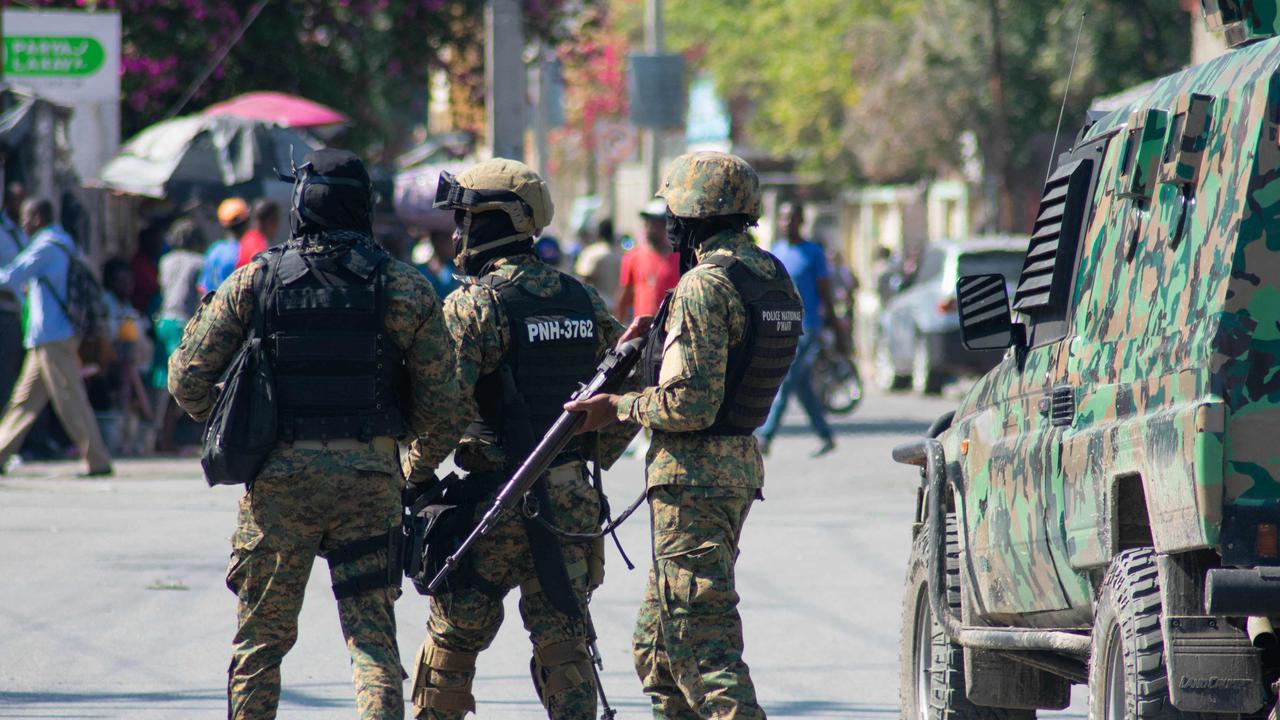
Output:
[657,151,762,221]
[434,158,555,268]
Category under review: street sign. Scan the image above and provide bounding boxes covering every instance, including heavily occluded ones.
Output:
[629,53,685,129]
[597,121,638,165]
[2,10,121,103]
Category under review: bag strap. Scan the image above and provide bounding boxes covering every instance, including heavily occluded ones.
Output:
[35,239,77,321]
[249,250,283,342]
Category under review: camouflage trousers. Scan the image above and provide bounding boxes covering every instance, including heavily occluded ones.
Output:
[633,485,766,719]
[411,462,603,719]
[226,448,404,720]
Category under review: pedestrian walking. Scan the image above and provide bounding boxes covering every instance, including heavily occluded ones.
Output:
[234,198,281,269]
[0,198,113,477]
[756,201,845,457]
[616,199,680,322]
[152,218,205,453]
[573,218,623,313]
[168,149,467,720]
[409,159,635,720]
[567,151,801,720]
[198,197,250,294]
[0,181,28,408]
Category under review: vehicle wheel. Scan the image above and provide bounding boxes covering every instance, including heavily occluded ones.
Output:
[900,515,1033,720]
[815,354,863,415]
[912,335,946,396]
[874,336,911,392]
[1087,548,1190,720]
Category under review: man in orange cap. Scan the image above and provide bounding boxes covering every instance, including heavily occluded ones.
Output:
[199,197,250,294]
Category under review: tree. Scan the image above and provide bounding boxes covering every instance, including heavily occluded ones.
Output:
[26,0,589,160]
[651,0,1191,230]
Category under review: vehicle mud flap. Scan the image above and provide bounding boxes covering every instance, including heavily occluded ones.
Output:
[1163,615,1266,713]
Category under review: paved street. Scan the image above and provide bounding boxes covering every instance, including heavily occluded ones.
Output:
[0,391,1085,719]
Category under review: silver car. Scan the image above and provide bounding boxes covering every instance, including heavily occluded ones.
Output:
[873,236,1029,394]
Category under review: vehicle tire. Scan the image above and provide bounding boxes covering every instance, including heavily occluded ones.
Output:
[874,336,911,392]
[912,335,946,396]
[814,354,863,415]
[900,515,1033,720]
[1087,548,1194,720]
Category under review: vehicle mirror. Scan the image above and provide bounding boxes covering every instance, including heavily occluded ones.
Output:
[956,274,1016,351]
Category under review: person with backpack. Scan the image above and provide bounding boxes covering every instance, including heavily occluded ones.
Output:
[0,198,112,476]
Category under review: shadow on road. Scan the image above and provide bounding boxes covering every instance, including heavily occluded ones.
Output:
[773,418,930,437]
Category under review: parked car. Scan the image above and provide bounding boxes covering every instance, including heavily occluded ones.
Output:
[892,5,1280,718]
[873,236,1028,394]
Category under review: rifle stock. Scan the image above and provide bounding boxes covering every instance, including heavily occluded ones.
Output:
[426,337,645,594]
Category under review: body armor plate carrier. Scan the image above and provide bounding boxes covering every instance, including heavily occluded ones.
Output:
[466,271,601,457]
[263,242,409,442]
[644,253,802,435]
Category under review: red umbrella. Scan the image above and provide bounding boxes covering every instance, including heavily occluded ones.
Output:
[203,91,348,129]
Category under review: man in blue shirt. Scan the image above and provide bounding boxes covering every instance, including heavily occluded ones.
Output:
[757,201,843,457]
[0,198,112,476]
[0,181,28,407]
[198,197,249,294]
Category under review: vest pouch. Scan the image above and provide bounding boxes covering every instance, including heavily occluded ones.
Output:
[201,337,278,486]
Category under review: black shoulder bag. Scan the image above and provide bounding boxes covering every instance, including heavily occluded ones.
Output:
[200,253,280,487]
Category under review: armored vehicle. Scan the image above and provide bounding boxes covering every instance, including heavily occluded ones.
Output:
[894,3,1280,718]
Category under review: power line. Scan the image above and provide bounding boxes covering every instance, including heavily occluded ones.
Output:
[164,0,271,120]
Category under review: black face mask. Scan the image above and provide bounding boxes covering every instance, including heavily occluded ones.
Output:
[455,209,524,276]
[666,211,700,275]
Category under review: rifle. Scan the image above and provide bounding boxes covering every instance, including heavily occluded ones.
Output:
[425,336,645,594]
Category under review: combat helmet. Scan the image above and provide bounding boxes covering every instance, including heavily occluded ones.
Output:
[434,158,554,272]
[658,151,762,221]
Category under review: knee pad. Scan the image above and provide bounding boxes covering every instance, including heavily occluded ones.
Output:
[411,641,478,714]
[530,638,593,701]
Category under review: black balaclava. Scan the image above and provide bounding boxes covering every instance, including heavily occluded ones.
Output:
[289,148,373,239]
[454,208,533,276]
[666,211,750,275]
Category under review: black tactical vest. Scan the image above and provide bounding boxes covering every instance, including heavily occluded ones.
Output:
[263,242,408,442]
[647,253,803,435]
[467,271,601,461]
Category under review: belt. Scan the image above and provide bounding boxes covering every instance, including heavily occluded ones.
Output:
[291,436,397,452]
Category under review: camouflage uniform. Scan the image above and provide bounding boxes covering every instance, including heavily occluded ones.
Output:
[169,236,468,720]
[410,253,630,720]
[615,151,772,719]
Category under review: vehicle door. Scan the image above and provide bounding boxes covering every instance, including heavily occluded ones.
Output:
[959,138,1108,623]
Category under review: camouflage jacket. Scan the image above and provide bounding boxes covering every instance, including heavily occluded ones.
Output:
[444,252,637,472]
[167,235,469,483]
[615,230,770,489]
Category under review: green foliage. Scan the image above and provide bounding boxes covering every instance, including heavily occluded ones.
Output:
[655,0,1191,189]
[27,0,583,160]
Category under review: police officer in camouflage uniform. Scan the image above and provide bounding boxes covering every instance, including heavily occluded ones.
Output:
[408,158,638,720]
[569,151,802,719]
[169,149,469,720]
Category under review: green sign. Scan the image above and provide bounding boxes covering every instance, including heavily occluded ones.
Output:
[4,35,106,77]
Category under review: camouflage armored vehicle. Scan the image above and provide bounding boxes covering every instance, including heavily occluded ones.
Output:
[894,3,1280,718]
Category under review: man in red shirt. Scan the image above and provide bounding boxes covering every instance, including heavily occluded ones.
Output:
[234,199,281,269]
[617,200,680,321]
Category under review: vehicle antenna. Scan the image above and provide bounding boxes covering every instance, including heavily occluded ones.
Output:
[1044,4,1088,187]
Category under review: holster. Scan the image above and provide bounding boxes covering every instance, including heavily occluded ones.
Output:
[404,472,500,596]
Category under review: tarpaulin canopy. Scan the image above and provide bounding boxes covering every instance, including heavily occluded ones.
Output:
[95,114,315,199]
[203,91,348,129]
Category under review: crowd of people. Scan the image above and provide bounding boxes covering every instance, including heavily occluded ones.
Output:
[0,187,288,473]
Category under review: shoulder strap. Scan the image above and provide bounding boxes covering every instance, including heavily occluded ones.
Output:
[251,251,284,341]
[35,239,77,316]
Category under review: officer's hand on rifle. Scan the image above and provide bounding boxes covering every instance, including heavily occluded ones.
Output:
[619,314,654,346]
[564,394,621,434]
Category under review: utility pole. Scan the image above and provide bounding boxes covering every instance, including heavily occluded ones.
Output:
[486,0,526,161]
[643,0,664,197]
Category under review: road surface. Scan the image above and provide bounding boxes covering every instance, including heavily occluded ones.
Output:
[0,391,1086,718]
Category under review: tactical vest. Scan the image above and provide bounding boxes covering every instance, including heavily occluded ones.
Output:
[646,253,803,435]
[263,242,409,442]
[466,270,601,461]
